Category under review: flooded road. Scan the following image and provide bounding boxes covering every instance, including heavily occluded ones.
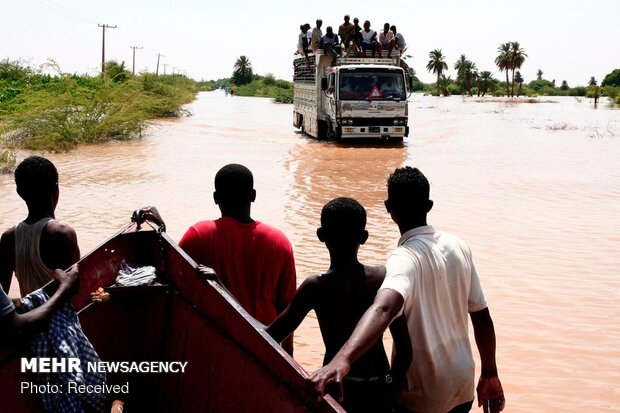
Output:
[1,91,619,412]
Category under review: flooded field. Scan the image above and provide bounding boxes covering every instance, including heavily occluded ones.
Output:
[1,91,619,412]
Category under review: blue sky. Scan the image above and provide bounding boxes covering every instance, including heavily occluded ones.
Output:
[2,0,619,85]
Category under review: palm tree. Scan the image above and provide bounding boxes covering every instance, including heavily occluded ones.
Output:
[514,71,524,96]
[536,69,543,80]
[509,42,527,97]
[479,71,493,97]
[438,75,452,96]
[454,54,474,94]
[495,42,511,96]
[426,49,448,95]
[232,55,253,85]
[454,54,468,83]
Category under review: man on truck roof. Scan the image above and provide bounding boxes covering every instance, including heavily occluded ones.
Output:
[378,23,396,58]
[391,25,407,54]
[360,21,378,58]
[311,19,323,52]
[338,15,355,51]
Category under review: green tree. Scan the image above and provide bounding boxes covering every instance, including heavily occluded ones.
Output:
[426,49,448,95]
[560,80,569,90]
[495,43,511,96]
[514,71,524,96]
[537,69,543,80]
[588,76,597,86]
[454,55,477,96]
[105,60,130,83]
[509,42,527,97]
[232,56,253,85]
[601,68,620,87]
[478,71,493,97]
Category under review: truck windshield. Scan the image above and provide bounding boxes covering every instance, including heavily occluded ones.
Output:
[339,72,406,101]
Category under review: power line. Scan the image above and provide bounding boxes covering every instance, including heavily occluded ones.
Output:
[29,0,95,24]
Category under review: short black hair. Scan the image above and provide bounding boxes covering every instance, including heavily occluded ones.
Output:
[321,197,366,234]
[214,163,254,202]
[386,167,430,206]
[14,156,58,203]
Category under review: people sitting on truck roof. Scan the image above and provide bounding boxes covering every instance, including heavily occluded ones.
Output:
[297,24,311,65]
[320,27,341,60]
[391,25,407,54]
[305,23,313,51]
[378,23,396,58]
[338,15,355,52]
[351,18,363,53]
[360,20,378,58]
[311,19,323,53]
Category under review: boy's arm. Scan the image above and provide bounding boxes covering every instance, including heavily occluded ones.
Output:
[1,267,78,339]
[388,314,412,391]
[0,230,15,293]
[470,308,505,413]
[266,277,317,344]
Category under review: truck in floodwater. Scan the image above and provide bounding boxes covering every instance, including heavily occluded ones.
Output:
[293,51,410,142]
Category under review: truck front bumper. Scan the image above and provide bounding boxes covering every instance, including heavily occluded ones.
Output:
[339,125,409,139]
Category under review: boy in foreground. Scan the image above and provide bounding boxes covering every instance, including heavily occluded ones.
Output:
[0,156,80,296]
[266,197,411,412]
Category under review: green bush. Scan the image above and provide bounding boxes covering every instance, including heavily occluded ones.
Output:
[0,61,198,163]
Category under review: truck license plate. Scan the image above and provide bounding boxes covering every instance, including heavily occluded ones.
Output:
[369,127,380,133]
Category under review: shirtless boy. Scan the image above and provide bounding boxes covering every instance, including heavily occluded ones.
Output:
[266,197,411,413]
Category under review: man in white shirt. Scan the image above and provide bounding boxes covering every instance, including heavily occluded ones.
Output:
[378,23,396,58]
[360,20,378,58]
[311,167,505,413]
[311,19,323,53]
[391,25,407,55]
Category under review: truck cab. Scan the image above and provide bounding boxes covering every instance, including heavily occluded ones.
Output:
[293,51,409,142]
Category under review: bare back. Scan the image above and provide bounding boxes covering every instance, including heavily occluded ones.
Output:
[312,264,390,377]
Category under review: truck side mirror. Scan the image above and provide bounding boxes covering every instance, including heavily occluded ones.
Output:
[321,78,328,91]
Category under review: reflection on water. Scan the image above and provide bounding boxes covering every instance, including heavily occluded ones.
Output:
[1,92,619,412]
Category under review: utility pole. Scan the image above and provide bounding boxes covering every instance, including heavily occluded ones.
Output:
[162,63,168,76]
[156,53,164,77]
[130,46,143,75]
[98,24,117,74]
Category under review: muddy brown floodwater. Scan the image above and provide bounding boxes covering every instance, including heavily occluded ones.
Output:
[1,91,619,412]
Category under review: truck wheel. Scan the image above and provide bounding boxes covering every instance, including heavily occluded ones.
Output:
[389,136,404,143]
